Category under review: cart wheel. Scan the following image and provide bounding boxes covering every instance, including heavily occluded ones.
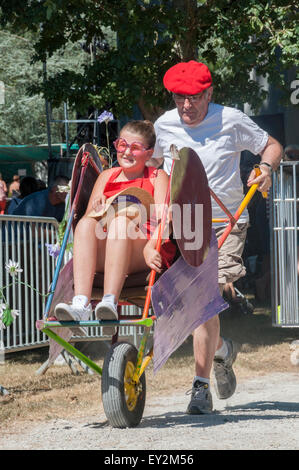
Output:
[101,342,146,428]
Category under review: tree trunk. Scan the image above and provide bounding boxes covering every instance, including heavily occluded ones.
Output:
[137,96,165,123]
[138,0,200,121]
[174,0,198,61]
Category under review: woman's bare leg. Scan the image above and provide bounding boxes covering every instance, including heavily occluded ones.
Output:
[96,215,148,301]
[73,216,106,300]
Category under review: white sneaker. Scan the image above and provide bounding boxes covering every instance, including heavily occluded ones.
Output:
[54,353,66,366]
[95,301,118,336]
[54,302,92,336]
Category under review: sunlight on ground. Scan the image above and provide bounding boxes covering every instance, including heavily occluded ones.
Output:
[1,307,299,431]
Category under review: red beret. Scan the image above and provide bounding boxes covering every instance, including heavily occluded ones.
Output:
[163,61,212,95]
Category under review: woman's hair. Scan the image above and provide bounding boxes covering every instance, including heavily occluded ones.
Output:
[120,120,156,149]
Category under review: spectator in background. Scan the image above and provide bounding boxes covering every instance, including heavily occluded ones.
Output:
[12,175,69,222]
[8,175,20,197]
[7,176,39,214]
[0,173,8,214]
[36,179,47,191]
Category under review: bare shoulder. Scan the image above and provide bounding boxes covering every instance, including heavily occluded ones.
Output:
[101,167,117,178]
[154,169,169,197]
[96,167,116,184]
[156,168,169,181]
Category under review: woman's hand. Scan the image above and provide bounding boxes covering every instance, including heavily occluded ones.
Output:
[143,244,162,273]
[92,194,107,212]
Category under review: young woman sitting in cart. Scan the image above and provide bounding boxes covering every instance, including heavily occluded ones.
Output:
[54,120,175,334]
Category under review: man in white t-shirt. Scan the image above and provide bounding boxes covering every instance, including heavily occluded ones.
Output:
[152,60,282,414]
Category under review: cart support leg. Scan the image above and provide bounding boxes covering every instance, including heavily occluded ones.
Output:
[42,328,102,376]
[132,326,151,383]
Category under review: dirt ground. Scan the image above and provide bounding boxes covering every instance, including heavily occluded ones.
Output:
[1,302,299,450]
[1,371,299,451]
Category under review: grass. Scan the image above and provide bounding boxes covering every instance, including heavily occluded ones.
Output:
[1,298,299,432]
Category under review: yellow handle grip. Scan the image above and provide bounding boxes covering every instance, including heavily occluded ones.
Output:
[254,165,268,199]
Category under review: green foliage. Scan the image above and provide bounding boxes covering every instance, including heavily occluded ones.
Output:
[0,28,88,145]
[0,0,298,122]
[0,29,44,144]
[1,306,14,328]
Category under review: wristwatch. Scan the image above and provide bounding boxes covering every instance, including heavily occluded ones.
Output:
[260,162,273,174]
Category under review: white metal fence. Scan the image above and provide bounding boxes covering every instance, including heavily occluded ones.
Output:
[0,215,143,353]
[271,161,299,326]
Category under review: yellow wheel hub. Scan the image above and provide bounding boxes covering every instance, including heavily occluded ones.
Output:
[124,361,139,411]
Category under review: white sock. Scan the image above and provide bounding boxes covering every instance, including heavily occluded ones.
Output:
[193,376,210,387]
[72,295,89,308]
[102,294,117,308]
[215,339,228,359]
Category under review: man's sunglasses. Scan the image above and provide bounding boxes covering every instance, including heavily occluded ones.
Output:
[172,92,206,103]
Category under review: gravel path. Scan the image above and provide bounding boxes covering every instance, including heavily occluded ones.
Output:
[1,372,299,450]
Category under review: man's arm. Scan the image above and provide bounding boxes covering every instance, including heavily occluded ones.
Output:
[259,135,283,171]
[247,135,283,193]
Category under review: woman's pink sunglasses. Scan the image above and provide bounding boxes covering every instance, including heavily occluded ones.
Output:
[113,138,151,157]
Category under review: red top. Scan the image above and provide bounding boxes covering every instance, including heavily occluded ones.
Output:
[103,166,157,199]
[103,166,158,239]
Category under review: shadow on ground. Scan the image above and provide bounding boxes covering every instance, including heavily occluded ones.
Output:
[4,298,299,366]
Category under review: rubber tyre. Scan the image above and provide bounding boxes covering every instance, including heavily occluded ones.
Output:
[101,342,146,428]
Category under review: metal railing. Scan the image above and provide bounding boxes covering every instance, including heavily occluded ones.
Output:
[0,215,142,353]
[271,161,299,327]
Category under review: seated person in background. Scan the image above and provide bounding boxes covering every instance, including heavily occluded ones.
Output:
[12,175,69,222]
[8,175,20,197]
[7,176,39,214]
[54,120,171,335]
[36,179,47,191]
[0,173,7,214]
